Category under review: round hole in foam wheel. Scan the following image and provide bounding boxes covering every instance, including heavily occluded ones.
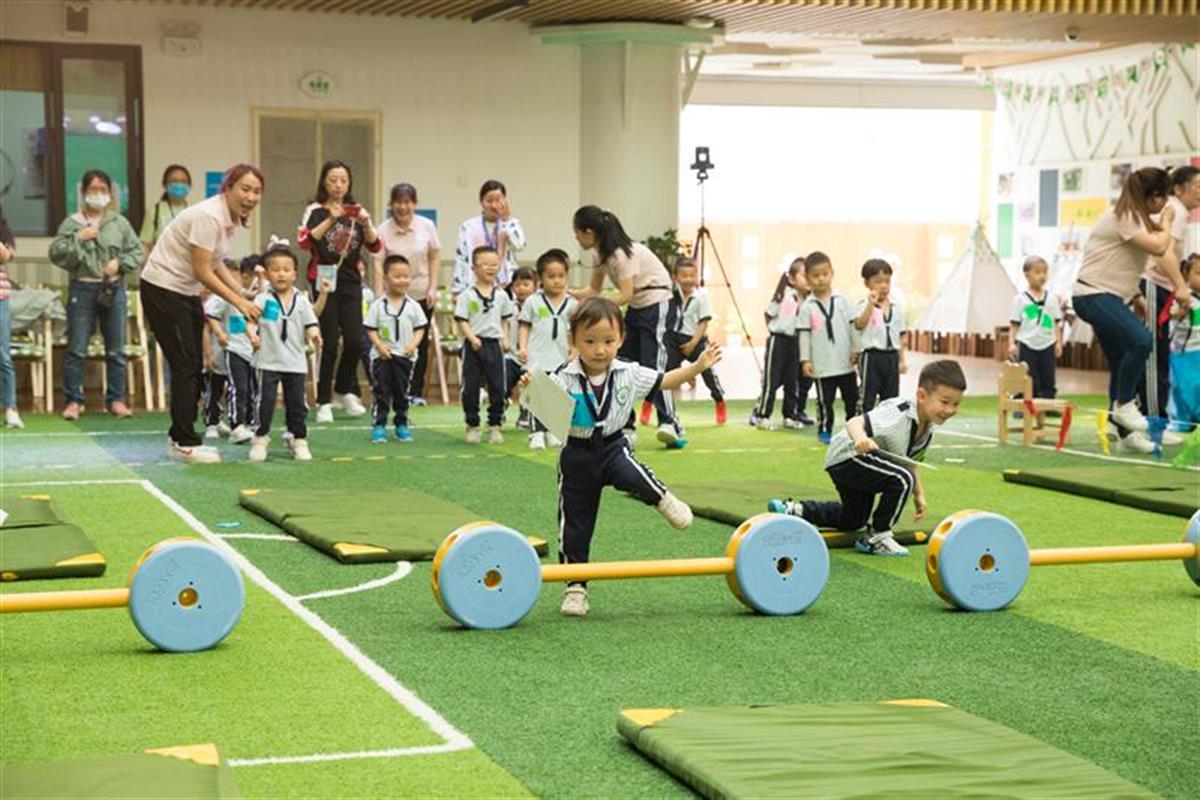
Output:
[932,511,1030,612]
[727,513,829,615]
[128,540,245,652]
[433,523,541,630]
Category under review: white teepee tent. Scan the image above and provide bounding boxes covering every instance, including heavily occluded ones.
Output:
[915,224,1018,334]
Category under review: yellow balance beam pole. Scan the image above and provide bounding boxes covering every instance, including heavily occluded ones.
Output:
[1030,542,1198,568]
[541,557,733,583]
[0,588,130,614]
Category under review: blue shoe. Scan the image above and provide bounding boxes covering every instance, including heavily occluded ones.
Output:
[767,498,803,517]
[370,424,387,444]
[767,498,787,513]
[818,431,832,445]
[395,424,412,442]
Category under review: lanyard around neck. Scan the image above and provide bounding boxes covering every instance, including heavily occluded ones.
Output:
[480,214,500,249]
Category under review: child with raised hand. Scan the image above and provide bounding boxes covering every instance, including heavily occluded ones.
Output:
[518,249,577,450]
[1008,255,1063,399]
[667,257,727,424]
[854,258,908,412]
[507,266,538,431]
[769,360,966,557]
[246,238,326,462]
[365,255,428,443]
[799,251,859,444]
[455,245,515,444]
[513,297,722,617]
[751,259,803,430]
[204,257,260,443]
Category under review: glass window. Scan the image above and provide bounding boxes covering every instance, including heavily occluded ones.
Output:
[0,44,50,236]
[62,56,130,217]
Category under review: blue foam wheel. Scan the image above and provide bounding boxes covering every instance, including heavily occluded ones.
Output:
[433,524,541,630]
[128,541,245,652]
[727,514,829,615]
[1184,510,1200,588]
[930,512,1030,611]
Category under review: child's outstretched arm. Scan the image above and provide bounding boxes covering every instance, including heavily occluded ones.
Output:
[846,414,878,454]
[661,342,722,391]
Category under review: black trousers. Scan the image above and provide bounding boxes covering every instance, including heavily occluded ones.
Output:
[1138,280,1171,418]
[461,338,506,428]
[140,281,206,447]
[1018,342,1057,399]
[410,298,435,398]
[557,434,666,579]
[202,371,228,427]
[800,455,915,534]
[619,301,676,427]
[316,287,363,404]
[666,333,725,402]
[816,372,860,436]
[796,374,813,415]
[858,349,901,413]
[254,369,308,439]
[756,333,798,419]
[372,356,413,426]
[505,357,524,398]
[226,352,257,428]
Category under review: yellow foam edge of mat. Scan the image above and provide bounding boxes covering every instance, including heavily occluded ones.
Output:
[334,542,390,557]
[144,743,221,766]
[527,536,547,548]
[240,488,262,496]
[55,552,106,567]
[621,708,682,727]
[881,699,949,708]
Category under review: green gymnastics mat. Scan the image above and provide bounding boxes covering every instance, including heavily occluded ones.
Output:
[671,480,933,547]
[1003,467,1199,517]
[239,488,548,564]
[0,496,106,581]
[1,743,241,799]
[618,700,1158,800]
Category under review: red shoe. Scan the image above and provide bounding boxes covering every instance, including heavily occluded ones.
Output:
[715,400,727,425]
[107,400,133,418]
[61,401,83,421]
[639,400,653,426]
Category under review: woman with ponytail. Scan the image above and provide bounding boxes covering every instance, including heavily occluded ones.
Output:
[572,205,685,448]
[1074,167,1189,451]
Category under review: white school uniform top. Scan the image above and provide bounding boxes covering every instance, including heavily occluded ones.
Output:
[765,288,801,336]
[204,295,254,364]
[253,290,318,374]
[506,296,527,362]
[1009,289,1062,352]
[798,293,856,378]
[454,285,515,340]
[824,398,933,469]
[854,298,905,352]
[676,289,712,337]
[548,357,662,439]
[520,291,576,372]
[142,194,237,296]
[1169,292,1200,353]
[452,215,525,294]
[364,295,428,365]
[375,214,440,299]
[203,295,229,376]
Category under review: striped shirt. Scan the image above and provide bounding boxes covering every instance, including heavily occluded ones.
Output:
[549,357,662,439]
[765,288,801,336]
[855,297,906,352]
[824,398,932,469]
[675,289,712,337]
[1009,289,1062,351]
[452,215,525,294]
[520,291,575,372]
[454,285,515,340]
[798,292,855,377]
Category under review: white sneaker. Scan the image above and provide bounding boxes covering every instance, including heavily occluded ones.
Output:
[783,418,803,430]
[489,426,504,444]
[229,424,253,444]
[1120,431,1156,454]
[656,423,682,448]
[767,498,804,517]
[168,439,221,464]
[545,432,563,448]
[291,438,312,461]
[1161,429,1183,446]
[854,531,910,557]
[205,425,220,439]
[338,393,367,417]
[560,585,589,617]
[217,420,232,437]
[656,491,693,530]
[1111,400,1148,432]
[316,403,334,424]
[758,419,778,431]
[465,427,481,444]
[4,408,24,429]
[528,432,546,450]
[249,436,269,462]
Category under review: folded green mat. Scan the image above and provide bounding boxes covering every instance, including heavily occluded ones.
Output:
[1003,467,1198,518]
[240,488,548,564]
[618,701,1158,800]
[672,480,933,547]
[1,496,64,530]
[0,495,106,581]
[1,744,241,799]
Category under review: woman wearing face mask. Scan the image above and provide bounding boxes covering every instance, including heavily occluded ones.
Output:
[140,164,192,254]
[49,169,145,420]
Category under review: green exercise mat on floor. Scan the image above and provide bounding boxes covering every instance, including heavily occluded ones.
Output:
[1,496,65,530]
[617,700,1158,800]
[671,480,932,547]
[239,488,549,564]
[1,744,241,799]
[0,495,106,581]
[1003,467,1198,517]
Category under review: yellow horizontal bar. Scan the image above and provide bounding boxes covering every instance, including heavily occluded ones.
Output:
[1031,542,1197,567]
[541,557,733,583]
[0,588,130,614]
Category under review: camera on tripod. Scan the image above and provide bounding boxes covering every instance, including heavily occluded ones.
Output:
[690,146,714,183]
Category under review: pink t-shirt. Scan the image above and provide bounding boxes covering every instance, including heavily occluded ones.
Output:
[374,214,440,298]
[141,194,237,296]
[1074,209,1148,301]
[595,241,672,309]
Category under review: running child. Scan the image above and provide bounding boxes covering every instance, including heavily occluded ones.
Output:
[518,248,577,450]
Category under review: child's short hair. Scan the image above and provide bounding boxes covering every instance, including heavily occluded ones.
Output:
[1022,255,1048,273]
[804,251,831,273]
[861,258,892,280]
[536,248,570,275]
[383,254,410,274]
[262,238,297,270]
[570,297,625,338]
[239,254,262,275]
[918,359,967,393]
[511,266,537,284]
[673,256,697,274]
[471,245,498,266]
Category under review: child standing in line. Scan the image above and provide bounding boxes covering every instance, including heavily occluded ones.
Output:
[751,259,804,430]
[799,251,859,444]
[667,257,727,424]
[791,261,816,428]
[507,266,538,430]
[518,248,577,450]
[1008,255,1063,399]
[513,297,721,617]
[770,360,966,557]
[246,239,326,462]
[854,258,907,413]
[201,283,229,440]
[204,257,260,444]
[455,245,515,444]
[364,255,428,443]
[1168,254,1200,428]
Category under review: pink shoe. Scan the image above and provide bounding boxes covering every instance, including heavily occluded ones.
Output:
[62,402,83,421]
[107,400,133,418]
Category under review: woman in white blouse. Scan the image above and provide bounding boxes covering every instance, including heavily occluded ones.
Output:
[452,179,524,295]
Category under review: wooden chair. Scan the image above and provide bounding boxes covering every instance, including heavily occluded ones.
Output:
[998,361,1076,448]
[10,316,52,413]
[431,290,462,402]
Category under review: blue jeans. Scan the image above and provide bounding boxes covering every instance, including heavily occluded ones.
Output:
[0,296,15,409]
[1073,292,1152,406]
[64,281,126,406]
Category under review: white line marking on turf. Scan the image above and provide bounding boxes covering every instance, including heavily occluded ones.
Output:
[937,428,1199,471]
[216,533,299,541]
[228,741,464,767]
[295,562,413,602]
